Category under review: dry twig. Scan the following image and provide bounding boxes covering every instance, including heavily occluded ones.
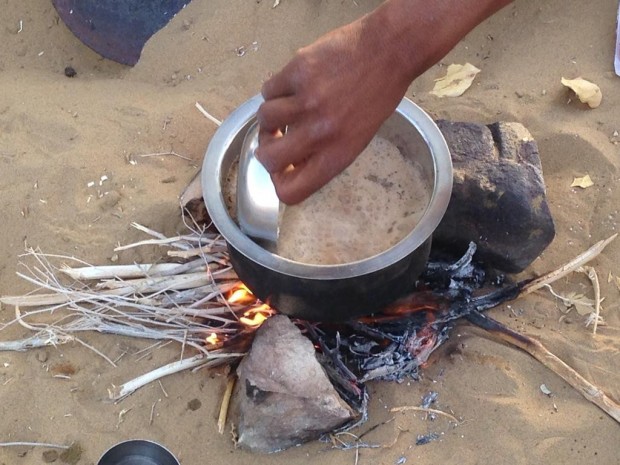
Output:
[522,234,617,295]
[467,312,620,424]
[0,442,69,449]
[109,352,245,401]
[139,151,192,161]
[580,266,602,334]
[2,227,616,415]
[194,102,222,126]
[390,406,459,424]
[218,375,236,434]
[0,224,268,399]
[109,354,206,401]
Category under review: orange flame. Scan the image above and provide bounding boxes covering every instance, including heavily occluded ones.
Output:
[206,332,219,345]
[227,284,256,305]
[239,305,270,327]
[226,284,272,328]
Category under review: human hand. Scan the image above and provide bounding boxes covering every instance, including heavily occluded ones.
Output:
[255,15,412,205]
[256,0,514,205]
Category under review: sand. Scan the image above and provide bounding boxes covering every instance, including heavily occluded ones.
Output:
[1,1,619,464]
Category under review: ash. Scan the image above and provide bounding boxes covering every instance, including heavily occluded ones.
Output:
[305,243,523,418]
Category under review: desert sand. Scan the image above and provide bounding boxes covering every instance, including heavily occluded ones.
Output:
[1,1,619,464]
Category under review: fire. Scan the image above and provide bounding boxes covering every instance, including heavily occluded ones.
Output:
[239,305,271,327]
[206,332,219,345]
[227,284,256,305]
[226,284,273,328]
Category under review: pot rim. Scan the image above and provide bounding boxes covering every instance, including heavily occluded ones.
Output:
[202,94,452,280]
[97,439,180,465]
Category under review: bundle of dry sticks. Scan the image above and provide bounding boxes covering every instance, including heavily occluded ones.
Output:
[0,222,618,425]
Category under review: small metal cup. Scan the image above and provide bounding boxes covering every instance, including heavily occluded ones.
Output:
[97,440,180,465]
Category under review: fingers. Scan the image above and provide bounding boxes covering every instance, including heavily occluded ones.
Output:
[271,162,320,205]
[271,150,350,205]
[261,65,296,100]
[256,126,317,173]
[256,97,301,133]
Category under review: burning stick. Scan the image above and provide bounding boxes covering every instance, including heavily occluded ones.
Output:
[2,226,616,412]
[311,236,619,425]
[466,312,620,424]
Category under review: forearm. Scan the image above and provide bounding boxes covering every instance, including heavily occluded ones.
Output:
[363,0,514,84]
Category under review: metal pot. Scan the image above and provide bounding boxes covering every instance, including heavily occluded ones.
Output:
[202,94,452,321]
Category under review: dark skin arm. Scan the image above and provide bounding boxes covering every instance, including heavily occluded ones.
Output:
[256,0,514,205]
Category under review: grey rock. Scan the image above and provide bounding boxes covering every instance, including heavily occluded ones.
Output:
[434,120,555,273]
[231,315,355,453]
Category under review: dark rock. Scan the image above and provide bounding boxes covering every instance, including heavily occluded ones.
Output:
[434,120,555,273]
[230,315,355,453]
[64,66,77,78]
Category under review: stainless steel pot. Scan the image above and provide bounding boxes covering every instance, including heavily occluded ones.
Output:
[202,94,452,321]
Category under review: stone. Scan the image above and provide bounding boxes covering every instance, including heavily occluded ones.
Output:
[434,120,555,273]
[230,315,355,453]
[64,66,77,78]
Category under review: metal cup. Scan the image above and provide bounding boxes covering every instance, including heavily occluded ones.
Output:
[97,440,180,465]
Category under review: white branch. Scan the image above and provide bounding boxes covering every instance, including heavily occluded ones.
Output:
[109,352,243,401]
[0,442,69,449]
[61,262,206,280]
[194,102,222,126]
[522,234,617,295]
[0,334,72,351]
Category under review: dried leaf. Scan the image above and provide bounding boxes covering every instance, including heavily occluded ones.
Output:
[430,63,481,98]
[616,276,620,291]
[272,0,281,7]
[571,175,594,189]
[561,77,602,108]
[563,291,595,316]
[574,303,595,316]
